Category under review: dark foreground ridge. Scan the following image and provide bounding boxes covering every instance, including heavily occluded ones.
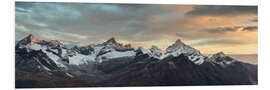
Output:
[15,34,257,88]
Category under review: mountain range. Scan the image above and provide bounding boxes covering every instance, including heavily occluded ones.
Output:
[15,34,257,88]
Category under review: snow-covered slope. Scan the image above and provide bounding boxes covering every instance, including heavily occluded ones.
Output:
[165,39,200,55]
[148,45,165,59]
[134,39,206,65]
[16,35,138,68]
[98,50,136,61]
[206,52,236,67]
[164,39,205,65]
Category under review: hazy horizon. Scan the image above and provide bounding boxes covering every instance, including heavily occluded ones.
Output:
[15,2,258,54]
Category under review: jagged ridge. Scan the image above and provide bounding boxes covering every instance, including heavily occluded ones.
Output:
[15,34,257,88]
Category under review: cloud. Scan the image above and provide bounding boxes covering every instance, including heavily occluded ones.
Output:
[251,17,258,22]
[16,7,32,13]
[15,2,258,54]
[186,6,257,16]
[203,26,257,34]
[190,37,256,47]
[191,38,247,46]
[15,2,257,42]
[243,26,258,31]
[15,24,87,41]
[204,26,241,33]
[15,2,187,43]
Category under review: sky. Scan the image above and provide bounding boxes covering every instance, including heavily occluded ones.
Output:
[15,2,258,54]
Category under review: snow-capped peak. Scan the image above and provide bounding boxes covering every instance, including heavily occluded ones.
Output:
[136,47,150,54]
[166,39,188,52]
[165,39,200,55]
[207,52,226,59]
[149,45,162,53]
[163,39,205,65]
[149,45,161,51]
[148,45,165,59]
[206,52,236,66]
[21,34,44,44]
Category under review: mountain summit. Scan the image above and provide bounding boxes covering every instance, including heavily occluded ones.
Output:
[103,37,118,45]
[21,34,43,43]
[174,39,185,45]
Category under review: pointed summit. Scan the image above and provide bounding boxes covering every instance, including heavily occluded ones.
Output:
[208,52,227,60]
[135,47,151,56]
[148,45,164,59]
[108,37,117,43]
[103,37,118,45]
[150,45,161,50]
[22,34,42,43]
[16,34,45,48]
[166,39,187,51]
[214,52,226,57]
[166,39,201,56]
[22,34,33,40]
[216,51,225,55]
[149,45,162,53]
[173,39,186,46]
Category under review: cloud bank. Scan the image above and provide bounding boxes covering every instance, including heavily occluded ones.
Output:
[15,2,258,54]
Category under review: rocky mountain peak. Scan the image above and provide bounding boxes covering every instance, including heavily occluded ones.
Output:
[172,39,186,47]
[175,39,184,44]
[22,34,43,43]
[166,39,192,53]
[150,45,161,51]
[214,52,226,57]
[103,37,118,45]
